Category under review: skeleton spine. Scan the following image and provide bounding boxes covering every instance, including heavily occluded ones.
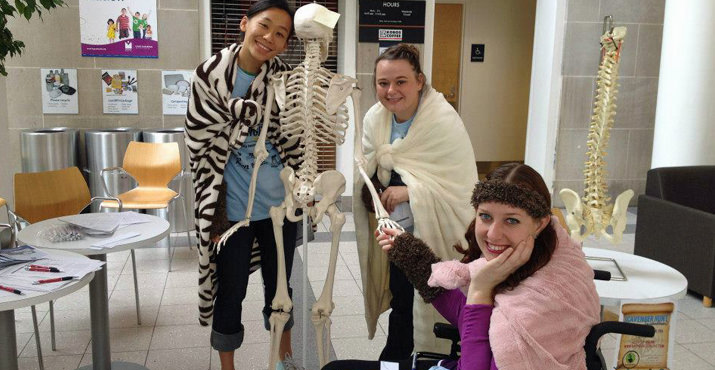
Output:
[296,41,323,184]
[583,37,622,210]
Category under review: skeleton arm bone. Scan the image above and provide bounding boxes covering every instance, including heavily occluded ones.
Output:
[350,89,404,233]
[215,82,278,247]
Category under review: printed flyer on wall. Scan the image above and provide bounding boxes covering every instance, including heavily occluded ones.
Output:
[101,69,138,114]
[161,71,192,115]
[41,68,78,114]
[80,0,158,58]
[614,300,676,370]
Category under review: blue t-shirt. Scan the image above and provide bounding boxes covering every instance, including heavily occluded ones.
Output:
[224,66,285,221]
[389,113,415,232]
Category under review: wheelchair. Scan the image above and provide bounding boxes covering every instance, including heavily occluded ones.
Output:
[415,270,656,370]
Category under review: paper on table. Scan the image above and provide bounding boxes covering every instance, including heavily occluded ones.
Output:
[90,232,141,249]
[115,211,154,225]
[0,257,104,292]
[59,213,120,234]
[0,245,49,269]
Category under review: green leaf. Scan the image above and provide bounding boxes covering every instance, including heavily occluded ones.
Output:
[23,5,32,20]
[14,1,25,15]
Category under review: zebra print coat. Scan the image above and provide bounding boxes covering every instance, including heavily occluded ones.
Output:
[185,43,301,326]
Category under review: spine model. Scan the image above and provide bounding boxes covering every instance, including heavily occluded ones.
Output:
[560,26,634,244]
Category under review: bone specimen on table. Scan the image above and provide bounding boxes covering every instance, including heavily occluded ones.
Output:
[559,26,633,244]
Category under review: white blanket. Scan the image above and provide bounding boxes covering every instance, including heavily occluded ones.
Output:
[354,87,478,352]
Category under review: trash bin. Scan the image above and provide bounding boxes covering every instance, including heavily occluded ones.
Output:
[84,128,141,210]
[20,127,79,172]
[142,128,194,234]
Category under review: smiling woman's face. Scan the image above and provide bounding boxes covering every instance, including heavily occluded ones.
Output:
[375,59,424,122]
[474,202,548,261]
[239,7,292,65]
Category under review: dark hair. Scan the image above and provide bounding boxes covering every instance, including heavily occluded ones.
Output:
[245,0,295,39]
[455,163,557,296]
[107,19,114,24]
[373,43,426,87]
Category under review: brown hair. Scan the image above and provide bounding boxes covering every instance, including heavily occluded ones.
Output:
[373,43,426,88]
[455,163,557,296]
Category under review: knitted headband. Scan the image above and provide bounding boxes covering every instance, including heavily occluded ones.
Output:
[471,181,551,218]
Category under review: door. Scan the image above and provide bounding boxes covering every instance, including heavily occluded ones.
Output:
[432,3,463,111]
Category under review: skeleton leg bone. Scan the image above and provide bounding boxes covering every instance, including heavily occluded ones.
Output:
[268,204,294,370]
[268,311,291,370]
[309,171,346,367]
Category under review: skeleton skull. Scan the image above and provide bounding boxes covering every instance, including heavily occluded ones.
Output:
[294,3,340,62]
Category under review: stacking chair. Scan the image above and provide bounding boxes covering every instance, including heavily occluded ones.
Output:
[12,167,131,355]
[99,141,191,272]
[1,196,47,370]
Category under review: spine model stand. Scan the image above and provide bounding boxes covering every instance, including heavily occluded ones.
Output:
[559,26,633,244]
[215,4,401,369]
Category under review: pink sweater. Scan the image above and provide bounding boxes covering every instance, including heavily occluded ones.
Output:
[429,218,600,370]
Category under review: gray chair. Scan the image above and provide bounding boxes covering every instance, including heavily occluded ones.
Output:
[634,166,715,307]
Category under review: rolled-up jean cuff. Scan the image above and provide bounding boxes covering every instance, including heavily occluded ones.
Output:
[263,310,294,331]
[211,327,245,352]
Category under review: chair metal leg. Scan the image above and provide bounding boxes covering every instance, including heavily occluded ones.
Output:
[130,249,141,325]
[49,300,56,351]
[31,305,45,370]
[167,219,174,272]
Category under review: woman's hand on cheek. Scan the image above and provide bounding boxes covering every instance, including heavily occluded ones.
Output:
[467,235,535,304]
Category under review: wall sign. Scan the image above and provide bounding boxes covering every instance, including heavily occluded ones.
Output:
[359,1,425,43]
[80,0,159,58]
[41,68,79,114]
[101,69,138,114]
[162,70,192,115]
[471,44,485,62]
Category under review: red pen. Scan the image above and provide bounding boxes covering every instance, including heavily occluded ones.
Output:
[0,285,24,295]
[26,266,62,273]
[33,276,78,285]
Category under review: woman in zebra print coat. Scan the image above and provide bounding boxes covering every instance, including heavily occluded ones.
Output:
[184,1,302,369]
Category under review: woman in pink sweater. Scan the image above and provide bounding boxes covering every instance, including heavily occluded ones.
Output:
[323,163,599,370]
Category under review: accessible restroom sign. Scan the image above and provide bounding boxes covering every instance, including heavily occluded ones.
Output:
[359,1,426,43]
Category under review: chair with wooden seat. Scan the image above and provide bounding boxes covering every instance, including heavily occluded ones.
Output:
[99,141,191,272]
[12,167,133,353]
[1,196,48,370]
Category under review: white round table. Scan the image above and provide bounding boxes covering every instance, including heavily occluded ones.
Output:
[584,247,688,307]
[17,214,170,370]
[0,249,94,370]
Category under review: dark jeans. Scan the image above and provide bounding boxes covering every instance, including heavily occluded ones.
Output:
[379,260,415,361]
[133,30,141,38]
[211,217,297,352]
[322,359,438,370]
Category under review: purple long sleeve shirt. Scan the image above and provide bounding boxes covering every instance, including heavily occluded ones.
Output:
[432,289,498,370]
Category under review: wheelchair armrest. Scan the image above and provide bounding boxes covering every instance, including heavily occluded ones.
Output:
[593,269,611,281]
[584,321,655,369]
[434,322,460,342]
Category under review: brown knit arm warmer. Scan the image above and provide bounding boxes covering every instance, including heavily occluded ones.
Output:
[387,233,446,303]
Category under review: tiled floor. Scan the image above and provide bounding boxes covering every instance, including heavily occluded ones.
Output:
[11,209,715,369]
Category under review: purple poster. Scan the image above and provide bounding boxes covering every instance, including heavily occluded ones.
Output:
[80,0,158,58]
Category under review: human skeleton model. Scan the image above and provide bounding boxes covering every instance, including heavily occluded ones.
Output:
[216,4,401,369]
[559,26,633,244]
